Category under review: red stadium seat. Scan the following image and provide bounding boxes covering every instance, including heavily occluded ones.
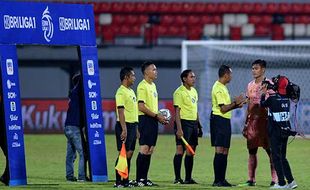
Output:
[304,3,310,14]
[137,15,148,25]
[297,15,310,24]
[212,15,222,24]
[98,2,111,13]
[158,3,171,13]
[193,3,206,13]
[249,15,261,24]
[230,26,242,40]
[182,2,194,13]
[170,2,183,13]
[201,15,222,24]
[161,15,174,26]
[123,2,136,13]
[272,25,284,40]
[188,15,200,26]
[284,16,294,23]
[218,3,230,13]
[261,15,273,24]
[175,15,187,26]
[252,3,265,13]
[240,3,255,13]
[266,3,278,14]
[145,2,159,13]
[136,2,147,13]
[112,15,124,25]
[255,25,271,36]
[292,3,303,13]
[101,26,115,43]
[278,3,291,14]
[230,3,242,13]
[205,3,218,13]
[110,2,124,13]
[188,27,202,40]
[125,15,138,25]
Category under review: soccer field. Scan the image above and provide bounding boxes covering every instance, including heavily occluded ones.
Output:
[0,134,309,189]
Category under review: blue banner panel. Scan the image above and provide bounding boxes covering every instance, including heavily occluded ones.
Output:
[0,45,27,186]
[80,46,108,182]
[0,1,95,46]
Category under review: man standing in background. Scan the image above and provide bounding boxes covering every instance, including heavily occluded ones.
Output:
[210,64,246,187]
[173,69,202,185]
[114,67,138,188]
[136,61,167,187]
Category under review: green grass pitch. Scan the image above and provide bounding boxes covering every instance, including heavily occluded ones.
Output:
[0,134,309,189]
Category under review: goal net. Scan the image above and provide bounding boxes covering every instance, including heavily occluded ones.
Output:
[182,41,310,135]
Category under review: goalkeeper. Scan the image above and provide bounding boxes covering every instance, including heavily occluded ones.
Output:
[241,59,277,187]
[172,69,202,185]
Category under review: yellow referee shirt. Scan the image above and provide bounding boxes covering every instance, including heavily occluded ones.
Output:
[173,85,198,121]
[137,79,158,115]
[211,80,232,119]
[115,85,138,123]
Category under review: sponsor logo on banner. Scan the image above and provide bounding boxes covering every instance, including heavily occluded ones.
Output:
[12,142,21,148]
[87,60,94,75]
[13,133,19,140]
[10,115,18,121]
[88,80,96,89]
[89,92,97,98]
[9,124,21,130]
[10,101,16,111]
[7,79,16,89]
[90,122,102,129]
[91,113,99,120]
[6,59,14,75]
[59,17,90,31]
[91,101,97,110]
[4,15,36,29]
[93,140,102,145]
[8,92,17,99]
[41,6,54,42]
[95,131,99,138]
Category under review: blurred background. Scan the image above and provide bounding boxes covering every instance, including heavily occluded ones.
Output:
[14,0,310,134]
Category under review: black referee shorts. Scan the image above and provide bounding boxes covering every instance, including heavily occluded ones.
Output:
[175,120,198,147]
[138,115,158,146]
[210,113,231,148]
[115,122,138,151]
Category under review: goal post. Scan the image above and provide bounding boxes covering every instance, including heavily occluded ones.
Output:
[182,40,310,135]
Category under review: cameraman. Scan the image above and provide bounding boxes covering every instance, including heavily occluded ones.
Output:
[260,76,297,189]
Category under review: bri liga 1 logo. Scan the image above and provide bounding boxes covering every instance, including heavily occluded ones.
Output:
[41,6,54,42]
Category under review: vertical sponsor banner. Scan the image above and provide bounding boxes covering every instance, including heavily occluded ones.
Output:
[79,46,108,182]
[0,45,27,186]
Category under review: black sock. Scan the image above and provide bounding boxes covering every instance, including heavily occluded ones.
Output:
[136,153,143,181]
[222,154,228,181]
[145,155,151,180]
[123,157,131,184]
[173,154,183,180]
[115,157,121,183]
[184,155,193,181]
[213,153,221,183]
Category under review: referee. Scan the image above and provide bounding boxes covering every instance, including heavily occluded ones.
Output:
[210,65,246,187]
[136,61,167,187]
[173,69,202,184]
[114,67,138,188]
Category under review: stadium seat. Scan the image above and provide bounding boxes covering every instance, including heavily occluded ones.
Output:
[230,3,242,13]
[101,26,115,43]
[212,15,222,24]
[218,3,230,13]
[175,15,187,26]
[111,2,125,13]
[97,2,110,13]
[306,24,310,36]
[272,25,284,40]
[255,25,271,36]
[145,2,159,13]
[125,15,138,25]
[240,3,255,13]
[292,3,303,13]
[170,2,183,13]
[188,15,200,26]
[278,3,291,14]
[294,24,306,36]
[230,26,242,40]
[161,15,174,26]
[261,15,273,24]
[136,2,147,13]
[205,3,218,13]
[203,24,217,37]
[112,14,124,25]
[252,3,265,13]
[137,15,148,25]
[158,2,171,13]
[223,14,236,25]
[188,27,202,40]
[235,14,248,25]
[249,15,261,24]
[182,2,194,13]
[282,23,293,37]
[242,24,255,37]
[193,3,206,13]
[123,2,136,13]
[99,14,112,25]
[266,3,278,14]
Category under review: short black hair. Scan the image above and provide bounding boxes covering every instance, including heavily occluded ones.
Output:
[120,67,133,81]
[252,59,266,68]
[218,64,231,78]
[180,69,193,83]
[141,61,154,75]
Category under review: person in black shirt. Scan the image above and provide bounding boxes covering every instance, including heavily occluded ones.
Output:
[64,73,86,182]
[260,76,297,189]
[0,94,9,186]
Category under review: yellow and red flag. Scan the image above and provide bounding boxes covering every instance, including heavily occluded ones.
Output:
[181,136,195,156]
[115,143,128,179]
